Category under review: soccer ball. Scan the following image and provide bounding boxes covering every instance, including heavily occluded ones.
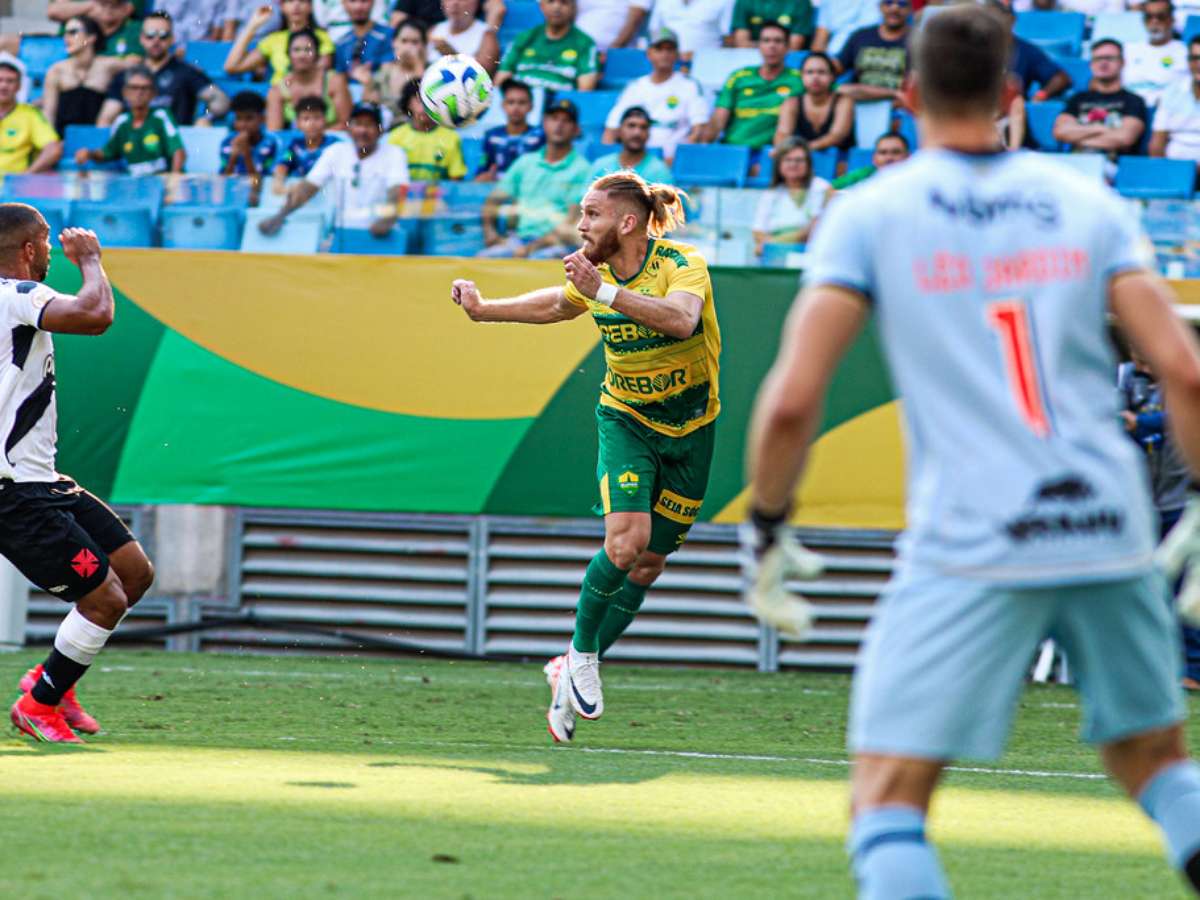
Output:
[419,54,494,128]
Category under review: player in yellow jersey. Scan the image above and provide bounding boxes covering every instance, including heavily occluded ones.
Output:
[451,171,720,743]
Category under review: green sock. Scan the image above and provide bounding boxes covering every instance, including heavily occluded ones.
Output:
[598,578,649,656]
[572,550,628,653]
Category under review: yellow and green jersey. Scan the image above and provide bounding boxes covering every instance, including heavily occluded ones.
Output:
[565,238,720,438]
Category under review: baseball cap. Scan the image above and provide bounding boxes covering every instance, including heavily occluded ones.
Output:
[544,97,579,122]
[349,101,383,125]
[649,26,679,46]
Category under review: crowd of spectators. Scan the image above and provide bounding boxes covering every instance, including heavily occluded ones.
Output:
[4,0,1200,256]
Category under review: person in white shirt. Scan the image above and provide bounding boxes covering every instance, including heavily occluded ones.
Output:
[575,0,650,50]
[1123,0,1189,108]
[752,137,829,256]
[1151,35,1200,162]
[259,101,410,233]
[811,0,880,56]
[315,0,388,39]
[429,0,501,73]
[647,0,734,61]
[602,28,709,161]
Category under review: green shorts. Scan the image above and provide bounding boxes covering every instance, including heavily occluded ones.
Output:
[593,405,716,555]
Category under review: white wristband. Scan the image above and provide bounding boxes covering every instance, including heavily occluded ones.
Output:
[596,282,618,305]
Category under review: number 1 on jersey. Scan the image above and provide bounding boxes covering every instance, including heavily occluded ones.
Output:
[987,299,1051,438]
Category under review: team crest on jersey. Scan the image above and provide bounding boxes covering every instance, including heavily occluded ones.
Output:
[617,470,639,496]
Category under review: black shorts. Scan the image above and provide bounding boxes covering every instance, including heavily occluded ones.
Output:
[0,476,134,602]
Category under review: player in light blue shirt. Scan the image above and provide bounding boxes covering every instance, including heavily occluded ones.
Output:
[743,7,1200,899]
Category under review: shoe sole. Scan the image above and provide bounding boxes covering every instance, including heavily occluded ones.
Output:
[545,665,575,743]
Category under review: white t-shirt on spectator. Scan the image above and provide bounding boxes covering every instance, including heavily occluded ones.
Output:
[576,0,651,50]
[314,0,390,41]
[1124,40,1189,108]
[816,0,880,56]
[429,18,492,57]
[648,0,735,55]
[305,140,410,227]
[605,72,710,159]
[753,178,831,236]
[1154,78,1200,160]
[1056,0,1126,14]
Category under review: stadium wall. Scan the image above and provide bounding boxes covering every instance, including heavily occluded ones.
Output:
[51,251,906,527]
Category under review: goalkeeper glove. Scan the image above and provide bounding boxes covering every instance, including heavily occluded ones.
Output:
[739,508,824,638]
[1156,495,1200,626]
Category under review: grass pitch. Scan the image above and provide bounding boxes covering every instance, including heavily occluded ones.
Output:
[1,650,1194,899]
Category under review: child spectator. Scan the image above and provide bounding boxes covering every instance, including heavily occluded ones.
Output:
[387,78,467,181]
[75,66,186,174]
[221,90,282,176]
[275,95,340,178]
[477,80,544,181]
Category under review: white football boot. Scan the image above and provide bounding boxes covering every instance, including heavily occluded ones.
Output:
[566,644,603,720]
[544,654,575,743]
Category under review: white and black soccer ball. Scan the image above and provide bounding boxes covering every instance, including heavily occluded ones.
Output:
[419,54,494,128]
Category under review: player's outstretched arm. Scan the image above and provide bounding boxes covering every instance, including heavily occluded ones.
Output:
[1112,272,1200,474]
[748,285,869,515]
[450,280,585,325]
[39,228,115,336]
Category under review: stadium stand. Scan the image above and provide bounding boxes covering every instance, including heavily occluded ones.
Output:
[1014,11,1087,57]
[672,144,751,187]
[69,202,155,247]
[1115,156,1196,199]
[1027,101,1067,150]
[160,206,244,250]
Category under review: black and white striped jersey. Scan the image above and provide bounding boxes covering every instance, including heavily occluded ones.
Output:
[0,277,57,482]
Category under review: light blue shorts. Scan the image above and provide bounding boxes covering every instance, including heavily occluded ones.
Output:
[849,567,1187,761]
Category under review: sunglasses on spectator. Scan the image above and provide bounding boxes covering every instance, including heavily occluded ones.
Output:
[1091,54,1121,62]
[142,29,171,39]
[63,27,84,35]
[881,0,909,6]
[1191,54,1200,61]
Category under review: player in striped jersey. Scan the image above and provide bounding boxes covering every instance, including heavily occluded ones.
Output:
[451,171,720,743]
[745,6,1200,897]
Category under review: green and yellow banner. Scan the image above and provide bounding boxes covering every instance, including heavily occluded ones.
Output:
[49,251,905,529]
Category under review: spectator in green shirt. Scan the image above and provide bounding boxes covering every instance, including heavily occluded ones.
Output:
[74,66,186,174]
[495,0,600,92]
[705,21,804,148]
[732,0,813,50]
[479,97,593,258]
[829,131,908,189]
[587,106,673,183]
[48,0,143,56]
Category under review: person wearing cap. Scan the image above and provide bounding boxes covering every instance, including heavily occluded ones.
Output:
[733,0,812,49]
[479,98,591,258]
[496,0,599,91]
[704,20,803,148]
[602,28,708,163]
[646,0,733,61]
[260,101,410,237]
[588,107,673,183]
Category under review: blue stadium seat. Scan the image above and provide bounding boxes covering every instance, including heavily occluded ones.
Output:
[180,126,228,174]
[602,48,652,89]
[68,202,155,247]
[1185,15,1200,45]
[855,100,893,149]
[1037,152,1106,181]
[440,180,493,208]
[461,136,484,176]
[761,242,806,268]
[184,41,235,80]
[553,90,622,131]
[422,216,486,256]
[18,35,67,86]
[691,48,761,94]
[332,225,415,255]
[241,208,324,253]
[1089,12,1146,48]
[1050,54,1092,94]
[1115,156,1195,199]
[1026,101,1066,151]
[810,148,837,182]
[499,1,544,44]
[847,146,873,172]
[745,149,773,186]
[672,144,751,187]
[1013,11,1086,57]
[894,109,918,150]
[217,78,270,100]
[160,206,243,250]
[60,124,113,170]
[784,51,809,70]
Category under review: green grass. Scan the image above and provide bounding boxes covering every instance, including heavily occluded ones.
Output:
[1,650,1195,899]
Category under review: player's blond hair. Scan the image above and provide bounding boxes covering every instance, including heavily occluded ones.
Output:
[589,171,687,238]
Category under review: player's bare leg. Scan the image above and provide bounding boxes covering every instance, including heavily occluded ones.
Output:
[12,569,129,743]
[1103,723,1200,893]
[848,754,950,899]
[21,542,154,732]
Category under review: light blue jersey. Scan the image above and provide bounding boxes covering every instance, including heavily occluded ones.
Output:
[806,148,1157,585]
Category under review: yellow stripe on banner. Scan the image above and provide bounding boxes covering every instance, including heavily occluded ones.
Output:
[713,402,907,530]
[653,489,702,525]
[600,473,611,515]
[102,251,600,420]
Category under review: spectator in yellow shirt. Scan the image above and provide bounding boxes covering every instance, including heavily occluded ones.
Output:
[386,79,467,182]
[224,0,335,85]
[0,63,63,174]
